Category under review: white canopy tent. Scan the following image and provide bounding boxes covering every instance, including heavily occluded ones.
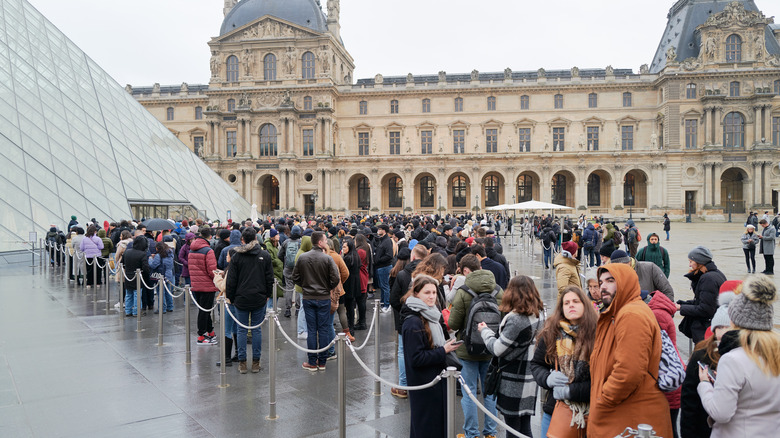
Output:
[486,200,573,211]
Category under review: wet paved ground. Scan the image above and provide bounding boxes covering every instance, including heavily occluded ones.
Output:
[1,221,778,437]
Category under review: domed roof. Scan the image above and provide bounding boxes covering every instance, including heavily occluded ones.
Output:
[220,0,328,36]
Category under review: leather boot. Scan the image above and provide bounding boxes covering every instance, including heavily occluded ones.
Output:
[224,337,233,367]
[251,359,261,373]
[343,329,355,343]
[238,361,247,374]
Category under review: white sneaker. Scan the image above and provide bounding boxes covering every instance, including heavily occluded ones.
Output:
[381,306,392,313]
[114,302,121,309]
[297,332,308,340]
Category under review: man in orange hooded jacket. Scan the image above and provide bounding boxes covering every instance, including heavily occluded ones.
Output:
[588,264,673,438]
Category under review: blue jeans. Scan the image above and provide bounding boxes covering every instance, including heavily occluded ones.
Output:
[225,304,237,339]
[666,230,670,240]
[235,305,267,361]
[460,359,497,438]
[296,293,307,335]
[303,299,331,365]
[584,247,596,268]
[543,246,553,268]
[124,286,138,316]
[375,265,391,307]
[327,311,336,356]
[160,282,174,312]
[398,334,406,386]
[541,412,552,438]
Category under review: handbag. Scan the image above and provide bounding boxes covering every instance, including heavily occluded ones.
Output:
[657,329,686,392]
[445,350,462,371]
[548,358,587,438]
[484,356,506,396]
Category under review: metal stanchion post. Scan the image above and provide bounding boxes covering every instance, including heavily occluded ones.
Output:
[184,285,192,364]
[92,259,97,293]
[39,238,43,271]
[446,367,457,438]
[218,296,229,388]
[136,268,142,332]
[373,299,382,396]
[266,308,278,421]
[105,260,110,315]
[118,263,124,314]
[337,332,347,438]
[157,280,164,346]
[273,279,278,313]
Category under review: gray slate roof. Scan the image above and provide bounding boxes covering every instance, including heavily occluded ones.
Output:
[355,68,636,87]
[220,0,328,36]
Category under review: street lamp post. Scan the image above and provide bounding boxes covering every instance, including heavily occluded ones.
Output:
[686,192,693,223]
[728,192,732,223]
[311,191,318,218]
[628,194,634,220]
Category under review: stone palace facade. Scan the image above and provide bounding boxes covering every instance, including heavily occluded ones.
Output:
[132,0,780,219]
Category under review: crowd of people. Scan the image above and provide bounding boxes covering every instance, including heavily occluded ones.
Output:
[46,211,780,437]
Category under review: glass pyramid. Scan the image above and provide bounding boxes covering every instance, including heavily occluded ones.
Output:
[0,0,250,252]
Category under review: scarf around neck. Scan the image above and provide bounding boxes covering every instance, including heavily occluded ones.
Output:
[405,296,446,347]
[556,320,589,429]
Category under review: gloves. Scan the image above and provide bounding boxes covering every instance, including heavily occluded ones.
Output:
[546,370,569,388]
[553,385,571,400]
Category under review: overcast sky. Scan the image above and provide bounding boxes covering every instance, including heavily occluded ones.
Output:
[27,0,780,87]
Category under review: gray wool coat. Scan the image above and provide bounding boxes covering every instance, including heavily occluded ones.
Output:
[760,225,776,255]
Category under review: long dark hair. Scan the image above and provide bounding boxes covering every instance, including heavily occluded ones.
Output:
[537,285,597,364]
[342,239,359,267]
[499,275,544,317]
[401,274,440,348]
[156,242,170,258]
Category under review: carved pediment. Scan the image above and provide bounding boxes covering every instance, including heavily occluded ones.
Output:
[547,117,572,132]
[681,109,702,119]
[352,123,373,138]
[415,121,437,135]
[480,119,504,134]
[616,116,641,130]
[217,16,322,43]
[448,120,471,135]
[700,2,772,30]
[383,122,405,137]
[581,116,605,128]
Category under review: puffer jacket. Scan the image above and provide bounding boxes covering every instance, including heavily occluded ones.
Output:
[97,229,113,258]
[188,237,218,292]
[648,291,682,410]
[123,236,151,288]
[447,269,504,361]
[225,240,273,311]
[680,262,726,342]
[79,235,104,258]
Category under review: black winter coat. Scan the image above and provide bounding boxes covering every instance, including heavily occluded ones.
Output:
[680,348,713,438]
[342,252,361,301]
[401,305,448,438]
[679,262,726,343]
[529,337,591,415]
[390,259,421,333]
[225,240,273,311]
[373,234,394,268]
[123,236,151,288]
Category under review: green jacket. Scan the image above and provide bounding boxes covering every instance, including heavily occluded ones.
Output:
[98,229,113,258]
[636,243,670,278]
[265,238,284,296]
[447,269,504,361]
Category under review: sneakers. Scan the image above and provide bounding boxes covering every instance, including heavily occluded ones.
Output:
[391,388,408,398]
[238,361,248,374]
[297,332,308,340]
[326,351,337,361]
[302,362,318,372]
[197,335,217,346]
[251,359,261,373]
[317,362,326,371]
[380,306,392,313]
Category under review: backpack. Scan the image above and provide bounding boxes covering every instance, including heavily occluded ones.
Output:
[612,229,623,245]
[284,239,301,268]
[657,330,685,392]
[460,285,502,356]
[635,228,642,242]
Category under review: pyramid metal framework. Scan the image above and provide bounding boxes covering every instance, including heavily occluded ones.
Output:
[0,0,250,252]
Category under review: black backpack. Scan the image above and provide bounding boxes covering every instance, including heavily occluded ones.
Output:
[460,284,502,356]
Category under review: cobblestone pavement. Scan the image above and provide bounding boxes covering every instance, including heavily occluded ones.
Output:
[0,221,777,437]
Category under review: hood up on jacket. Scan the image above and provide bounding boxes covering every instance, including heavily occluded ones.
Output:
[229,229,242,245]
[597,263,642,317]
[648,289,676,317]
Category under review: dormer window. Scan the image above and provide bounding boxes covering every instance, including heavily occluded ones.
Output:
[725,34,742,62]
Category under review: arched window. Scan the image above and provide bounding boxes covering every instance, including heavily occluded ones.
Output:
[730,81,740,97]
[723,112,745,148]
[259,124,278,156]
[454,97,463,112]
[227,99,235,112]
[487,96,496,111]
[420,176,435,208]
[587,174,601,206]
[195,106,203,120]
[725,34,742,62]
[263,53,276,81]
[422,98,431,113]
[623,92,632,107]
[226,55,239,82]
[166,107,174,121]
[624,173,635,206]
[301,52,315,79]
[517,175,533,202]
[389,177,403,208]
[452,176,467,207]
[686,83,697,99]
[554,94,564,109]
[304,96,312,111]
[357,177,370,210]
[484,175,500,207]
[552,174,567,206]
[390,99,398,114]
[588,93,598,108]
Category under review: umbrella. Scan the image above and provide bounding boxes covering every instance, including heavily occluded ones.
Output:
[142,218,175,231]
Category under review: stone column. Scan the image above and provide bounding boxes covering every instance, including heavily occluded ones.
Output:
[753,106,762,146]
[207,122,215,155]
[764,106,772,143]
[574,170,586,210]
[288,170,296,212]
[326,119,333,156]
[541,167,552,203]
[715,107,724,146]
[279,170,287,210]
[702,164,710,207]
[245,120,252,157]
[313,120,320,156]
[702,108,709,145]
[761,162,767,205]
[713,164,722,207]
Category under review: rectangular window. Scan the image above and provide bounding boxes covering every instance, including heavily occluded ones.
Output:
[454,97,463,112]
[486,129,498,153]
[359,101,368,115]
[685,120,698,149]
[421,130,432,154]
[195,106,202,120]
[453,129,465,154]
[623,92,632,107]
[621,126,634,150]
[422,99,430,113]
[193,136,203,157]
[520,95,529,110]
[389,131,400,155]
[303,129,314,156]
[518,128,531,152]
[686,84,697,99]
[487,96,496,111]
[553,127,565,151]
[226,130,237,157]
[730,82,740,97]
[587,126,599,151]
[773,117,780,146]
[166,107,174,121]
[554,94,563,109]
[358,132,369,156]
[390,100,398,114]
[588,93,597,108]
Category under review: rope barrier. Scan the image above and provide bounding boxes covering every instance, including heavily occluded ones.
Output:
[121,268,137,282]
[351,303,378,351]
[162,280,186,298]
[139,275,157,290]
[188,288,218,312]
[224,304,268,330]
[457,374,529,438]
[346,340,445,391]
[272,314,337,354]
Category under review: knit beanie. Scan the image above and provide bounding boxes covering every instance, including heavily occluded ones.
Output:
[728,275,776,331]
[610,250,630,264]
[562,241,578,255]
[711,292,737,331]
[396,247,411,261]
[599,245,613,258]
[269,229,278,238]
[687,246,713,265]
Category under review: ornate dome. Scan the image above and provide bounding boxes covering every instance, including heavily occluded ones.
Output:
[220,0,328,36]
